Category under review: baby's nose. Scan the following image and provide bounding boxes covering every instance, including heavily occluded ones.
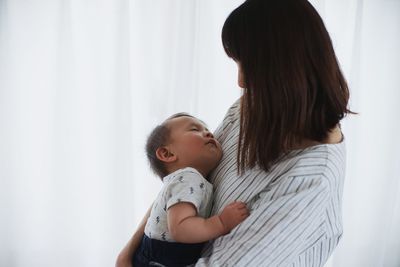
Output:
[205,131,214,138]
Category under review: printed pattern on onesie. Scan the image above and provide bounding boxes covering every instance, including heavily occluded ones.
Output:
[144,167,213,242]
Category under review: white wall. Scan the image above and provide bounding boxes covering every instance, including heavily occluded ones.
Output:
[0,0,399,266]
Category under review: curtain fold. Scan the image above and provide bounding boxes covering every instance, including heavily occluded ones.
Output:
[0,1,399,266]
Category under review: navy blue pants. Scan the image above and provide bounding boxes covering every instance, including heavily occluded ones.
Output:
[132,234,205,267]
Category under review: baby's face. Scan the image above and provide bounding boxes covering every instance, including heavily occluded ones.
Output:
[166,116,223,176]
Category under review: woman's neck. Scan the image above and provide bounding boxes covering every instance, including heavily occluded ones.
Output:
[292,125,343,150]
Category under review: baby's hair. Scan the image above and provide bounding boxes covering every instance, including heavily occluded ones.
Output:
[145,112,195,179]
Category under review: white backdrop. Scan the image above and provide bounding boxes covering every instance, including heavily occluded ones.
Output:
[0,0,399,266]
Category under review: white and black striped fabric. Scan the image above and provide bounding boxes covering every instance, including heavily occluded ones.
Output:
[195,99,345,267]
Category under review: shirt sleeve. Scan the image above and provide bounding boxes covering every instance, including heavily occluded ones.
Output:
[195,175,331,266]
[165,170,207,214]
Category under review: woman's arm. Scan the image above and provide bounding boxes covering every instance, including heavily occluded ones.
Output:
[167,201,249,243]
[115,204,152,267]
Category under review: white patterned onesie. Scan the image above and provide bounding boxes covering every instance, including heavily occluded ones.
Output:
[144,167,213,242]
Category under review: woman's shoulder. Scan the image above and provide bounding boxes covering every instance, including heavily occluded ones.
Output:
[282,138,346,178]
[213,97,241,141]
[285,125,345,169]
[227,97,241,114]
[220,97,241,125]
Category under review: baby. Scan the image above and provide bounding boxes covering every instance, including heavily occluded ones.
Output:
[132,113,249,266]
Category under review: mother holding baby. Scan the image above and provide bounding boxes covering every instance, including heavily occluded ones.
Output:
[118,0,351,266]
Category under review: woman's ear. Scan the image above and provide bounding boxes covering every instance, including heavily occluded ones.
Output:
[156,147,177,163]
[237,61,245,88]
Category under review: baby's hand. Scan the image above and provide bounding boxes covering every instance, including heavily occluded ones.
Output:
[218,201,249,234]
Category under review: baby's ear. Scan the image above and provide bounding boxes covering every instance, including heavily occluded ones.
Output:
[156,147,177,163]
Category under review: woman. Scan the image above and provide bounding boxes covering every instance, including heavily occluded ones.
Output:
[117,0,352,266]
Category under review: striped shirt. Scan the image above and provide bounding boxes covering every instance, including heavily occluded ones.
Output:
[195,99,345,267]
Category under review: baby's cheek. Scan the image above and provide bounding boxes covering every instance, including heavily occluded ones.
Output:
[218,148,223,161]
[218,144,223,155]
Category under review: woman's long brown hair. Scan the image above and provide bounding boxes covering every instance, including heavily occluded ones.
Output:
[222,0,354,173]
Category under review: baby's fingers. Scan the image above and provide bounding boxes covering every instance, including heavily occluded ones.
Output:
[234,205,249,214]
[233,207,249,217]
[239,209,250,217]
[232,201,247,208]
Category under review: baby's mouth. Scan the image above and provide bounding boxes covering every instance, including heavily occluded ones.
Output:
[206,139,217,147]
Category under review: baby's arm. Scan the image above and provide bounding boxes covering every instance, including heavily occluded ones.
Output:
[167,201,249,243]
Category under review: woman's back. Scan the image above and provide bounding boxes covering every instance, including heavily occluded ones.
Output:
[196,99,345,266]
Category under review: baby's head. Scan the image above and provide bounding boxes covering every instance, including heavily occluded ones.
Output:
[146,113,223,179]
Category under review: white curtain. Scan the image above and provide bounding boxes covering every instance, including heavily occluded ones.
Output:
[0,1,398,266]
